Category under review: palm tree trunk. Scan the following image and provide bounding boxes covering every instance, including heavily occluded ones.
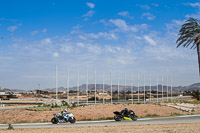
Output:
[197,44,200,75]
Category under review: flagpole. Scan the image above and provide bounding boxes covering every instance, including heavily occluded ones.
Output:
[77,68,79,105]
[86,69,88,105]
[95,69,96,104]
[131,72,133,104]
[103,69,105,104]
[143,74,145,104]
[56,65,58,101]
[110,71,112,104]
[67,68,69,104]
[137,73,140,103]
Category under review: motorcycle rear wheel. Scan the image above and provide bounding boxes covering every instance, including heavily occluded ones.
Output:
[51,118,59,124]
[114,115,122,121]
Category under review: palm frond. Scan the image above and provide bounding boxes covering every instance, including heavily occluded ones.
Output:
[176,17,200,48]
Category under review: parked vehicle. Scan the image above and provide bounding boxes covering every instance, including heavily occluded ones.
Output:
[51,112,76,124]
[113,110,137,121]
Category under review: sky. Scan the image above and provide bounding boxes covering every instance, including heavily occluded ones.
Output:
[0,0,200,90]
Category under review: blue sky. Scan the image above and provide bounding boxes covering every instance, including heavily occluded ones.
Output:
[0,0,200,90]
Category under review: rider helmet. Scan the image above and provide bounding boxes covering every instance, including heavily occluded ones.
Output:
[63,109,67,113]
[125,108,128,112]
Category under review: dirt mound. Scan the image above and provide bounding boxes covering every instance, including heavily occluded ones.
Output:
[0,104,198,124]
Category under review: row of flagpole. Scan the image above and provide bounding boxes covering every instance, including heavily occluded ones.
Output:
[57,66,173,105]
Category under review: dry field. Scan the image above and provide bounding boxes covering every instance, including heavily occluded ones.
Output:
[0,123,200,133]
[1,104,200,124]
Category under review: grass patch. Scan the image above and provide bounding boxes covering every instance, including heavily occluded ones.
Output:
[183,100,200,104]
[163,100,200,104]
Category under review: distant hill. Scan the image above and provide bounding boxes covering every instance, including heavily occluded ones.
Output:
[2,88,25,92]
[43,83,200,92]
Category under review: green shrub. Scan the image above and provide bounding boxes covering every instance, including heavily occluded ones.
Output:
[7,124,14,130]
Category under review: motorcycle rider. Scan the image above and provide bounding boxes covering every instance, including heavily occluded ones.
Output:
[120,108,129,117]
[61,109,68,121]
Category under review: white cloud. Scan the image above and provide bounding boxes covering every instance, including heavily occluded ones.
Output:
[118,11,129,16]
[109,19,138,32]
[118,11,134,19]
[7,26,18,32]
[77,42,85,47]
[185,11,200,19]
[81,32,118,40]
[144,44,194,62]
[87,44,102,54]
[152,3,159,7]
[110,19,128,30]
[83,10,95,17]
[60,45,73,53]
[86,32,118,40]
[185,2,200,8]
[73,25,81,30]
[99,19,110,26]
[105,45,116,53]
[31,29,47,35]
[165,19,184,31]
[137,4,150,10]
[142,13,156,20]
[41,28,47,33]
[41,38,52,44]
[79,35,87,40]
[31,30,39,35]
[144,35,156,46]
[53,52,59,57]
[86,2,95,9]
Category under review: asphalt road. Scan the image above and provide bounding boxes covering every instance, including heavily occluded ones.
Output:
[0,114,200,129]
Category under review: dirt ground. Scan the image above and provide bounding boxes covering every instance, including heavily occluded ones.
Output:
[1,123,200,133]
[1,104,200,124]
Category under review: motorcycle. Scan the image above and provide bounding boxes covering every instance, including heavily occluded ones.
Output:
[113,110,137,121]
[51,112,76,124]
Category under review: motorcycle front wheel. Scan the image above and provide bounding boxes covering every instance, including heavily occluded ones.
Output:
[131,115,137,121]
[69,117,76,123]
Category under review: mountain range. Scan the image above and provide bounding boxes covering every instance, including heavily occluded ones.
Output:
[2,83,200,92]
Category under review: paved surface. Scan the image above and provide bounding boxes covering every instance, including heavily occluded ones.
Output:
[0,114,200,129]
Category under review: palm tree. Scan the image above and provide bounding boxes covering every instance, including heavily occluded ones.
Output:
[176,17,200,74]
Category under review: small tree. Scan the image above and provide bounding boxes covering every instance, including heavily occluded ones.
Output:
[191,90,200,100]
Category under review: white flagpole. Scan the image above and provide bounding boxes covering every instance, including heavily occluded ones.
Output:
[138,73,140,103]
[103,70,105,104]
[86,69,88,105]
[171,76,173,101]
[67,68,69,104]
[110,71,112,104]
[149,74,151,102]
[77,68,79,105]
[56,65,58,101]
[131,72,133,104]
[162,75,163,102]
[95,69,96,104]
[167,76,169,102]
[157,76,158,103]
[117,72,119,102]
[143,74,145,103]
[124,72,126,103]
